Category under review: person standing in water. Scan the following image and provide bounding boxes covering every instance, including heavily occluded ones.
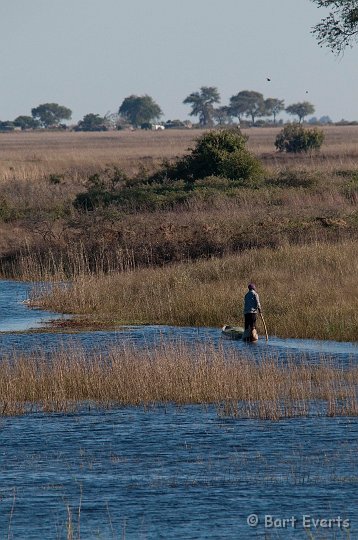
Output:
[243,283,262,335]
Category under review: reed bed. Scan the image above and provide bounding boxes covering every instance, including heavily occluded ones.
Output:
[0,342,357,419]
[33,241,358,341]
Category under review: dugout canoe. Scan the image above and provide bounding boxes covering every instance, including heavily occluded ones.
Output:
[221,325,258,342]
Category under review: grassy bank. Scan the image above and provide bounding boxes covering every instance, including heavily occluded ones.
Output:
[33,241,358,341]
[0,343,357,419]
[1,127,357,341]
[0,126,357,274]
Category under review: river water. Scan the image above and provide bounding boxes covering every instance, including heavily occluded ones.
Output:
[0,280,357,539]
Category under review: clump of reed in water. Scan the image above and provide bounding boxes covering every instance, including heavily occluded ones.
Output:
[0,342,356,420]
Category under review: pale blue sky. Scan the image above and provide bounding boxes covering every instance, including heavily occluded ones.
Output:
[1,0,357,122]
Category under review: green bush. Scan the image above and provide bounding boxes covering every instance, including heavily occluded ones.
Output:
[73,167,191,212]
[73,167,128,211]
[150,128,264,185]
[275,124,324,153]
[219,150,263,186]
[73,132,264,213]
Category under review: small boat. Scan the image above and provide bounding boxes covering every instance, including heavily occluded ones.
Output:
[221,325,258,342]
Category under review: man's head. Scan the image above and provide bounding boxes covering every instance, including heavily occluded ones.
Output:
[248,283,256,291]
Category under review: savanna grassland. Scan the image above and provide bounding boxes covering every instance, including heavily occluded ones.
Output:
[1,126,357,340]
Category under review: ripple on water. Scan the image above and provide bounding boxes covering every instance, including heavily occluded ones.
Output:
[0,281,356,539]
[0,407,356,539]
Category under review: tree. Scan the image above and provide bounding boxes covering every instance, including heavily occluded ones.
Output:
[183,86,220,127]
[118,95,162,127]
[319,115,333,124]
[13,116,40,130]
[286,102,315,123]
[75,113,108,132]
[229,91,265,125]
[0,121,14,131]
[264,98,285,124]
[31,103,72,128]
[212,106,233,126]
[311,0,358,53]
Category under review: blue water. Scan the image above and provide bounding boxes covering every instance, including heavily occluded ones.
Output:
[0,280,65,332]
[0,280,357,539]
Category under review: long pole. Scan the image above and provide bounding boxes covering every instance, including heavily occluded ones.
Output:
[260,312,269,342]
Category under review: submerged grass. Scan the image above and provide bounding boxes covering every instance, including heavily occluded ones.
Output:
[32,241,358,341]
[0,342,357,419]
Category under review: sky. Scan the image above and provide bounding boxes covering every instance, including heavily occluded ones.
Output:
[1,0,357,123]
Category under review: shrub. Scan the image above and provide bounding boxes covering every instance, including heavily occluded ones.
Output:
[150,128,264,185]
[275,124,324,153]
[219,150,264,186]
[73,132,264,213]
[73,167,128,211]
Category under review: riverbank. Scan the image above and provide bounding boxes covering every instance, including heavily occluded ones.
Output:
[0,127,357,341]
[31,241,358,342]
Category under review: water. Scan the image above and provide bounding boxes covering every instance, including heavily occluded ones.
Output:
[0,281,357,539]
[0,280,65,332]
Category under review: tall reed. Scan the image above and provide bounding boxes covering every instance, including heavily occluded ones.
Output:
[0,343,356,419]
[32,241,358,341]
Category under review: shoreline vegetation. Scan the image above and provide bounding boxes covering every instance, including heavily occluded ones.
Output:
[0,343,357,419]
[31,241,358,341]
[0,126,356,341]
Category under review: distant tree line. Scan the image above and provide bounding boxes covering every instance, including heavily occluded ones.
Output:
[1,4,358,133]
[0,103,73,132]
[182,86,320,127]
[0,91,342,133]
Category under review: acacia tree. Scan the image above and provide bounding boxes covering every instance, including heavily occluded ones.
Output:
[229,91,265,125]
[183,86,220,127]
[264,98,285,124]
[312,0,358,53]
[13,116,40,130]
[286,102,315,123]
[213,106,233,125]
[118,95,163,127]
[31,103,72,127]
[75,113,108,132]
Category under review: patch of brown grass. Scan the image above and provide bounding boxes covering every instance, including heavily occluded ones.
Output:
[2,126,358,180]
[0,126,357,283]
[0,343,356,419]
[32,241,358,341]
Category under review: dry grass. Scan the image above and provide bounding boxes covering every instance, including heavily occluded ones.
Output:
[0,130,197,185]
[0,126,358,207]
[32,241,358,341]
[2,126,358,181]
[0,342,357,419]
[0,126,357,263]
